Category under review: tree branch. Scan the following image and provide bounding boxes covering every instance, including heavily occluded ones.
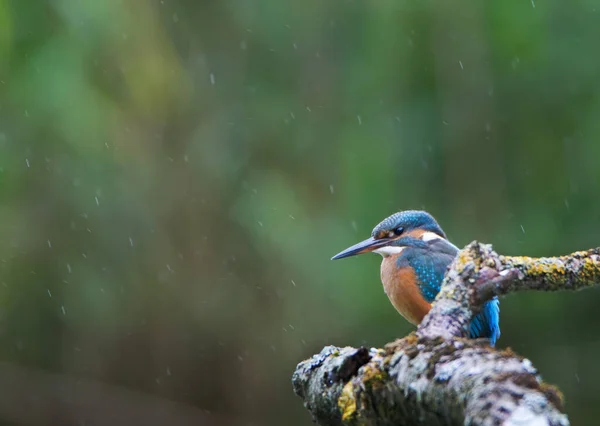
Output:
[418,243,600,342]
[292,242,600,426]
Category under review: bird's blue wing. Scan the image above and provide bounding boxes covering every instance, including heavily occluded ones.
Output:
[470,298,501,346]
[408,255,450,302]
[405,240,458,303]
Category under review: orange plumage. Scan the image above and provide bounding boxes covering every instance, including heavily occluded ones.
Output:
[380,254,431,325]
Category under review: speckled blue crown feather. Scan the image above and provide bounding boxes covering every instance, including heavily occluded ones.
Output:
[371,210,446,239]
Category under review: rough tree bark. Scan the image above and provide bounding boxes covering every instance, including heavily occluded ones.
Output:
[292,242,600,426]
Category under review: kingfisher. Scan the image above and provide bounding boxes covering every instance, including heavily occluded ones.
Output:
[332,210,500,346]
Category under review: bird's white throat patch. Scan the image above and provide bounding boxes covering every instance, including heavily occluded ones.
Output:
[373,246,405,257]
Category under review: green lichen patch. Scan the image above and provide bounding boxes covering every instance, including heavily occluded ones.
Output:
[578,257,600,285]
[360,364,388,390]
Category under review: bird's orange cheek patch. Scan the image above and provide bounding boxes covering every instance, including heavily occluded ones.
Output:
[405,229,425,239]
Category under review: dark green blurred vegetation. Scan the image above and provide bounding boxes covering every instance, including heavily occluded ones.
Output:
[1,0,600,424]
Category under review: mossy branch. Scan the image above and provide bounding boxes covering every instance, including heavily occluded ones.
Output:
[292,242,600,426]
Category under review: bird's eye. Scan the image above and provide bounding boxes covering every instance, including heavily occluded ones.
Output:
[393,227,404,236]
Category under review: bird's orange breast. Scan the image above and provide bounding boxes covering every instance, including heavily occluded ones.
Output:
[380,255,431,325]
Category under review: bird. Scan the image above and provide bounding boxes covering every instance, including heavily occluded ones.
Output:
[331,210,500,346]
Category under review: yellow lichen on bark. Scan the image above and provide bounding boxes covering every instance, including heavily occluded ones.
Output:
[361,364,387,388]
[338,381,357,421]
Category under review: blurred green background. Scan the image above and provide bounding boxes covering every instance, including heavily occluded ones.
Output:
[0,0,599,425]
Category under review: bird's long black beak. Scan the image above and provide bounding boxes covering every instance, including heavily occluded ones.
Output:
[331,237,387,260]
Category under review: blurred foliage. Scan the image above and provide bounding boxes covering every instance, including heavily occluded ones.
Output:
[1,0,600,424]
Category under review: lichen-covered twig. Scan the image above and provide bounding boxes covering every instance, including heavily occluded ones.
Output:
[292,243,600,426]
[418,243,600,342]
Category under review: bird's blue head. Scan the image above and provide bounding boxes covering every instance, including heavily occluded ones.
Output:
[331,210,447,260]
